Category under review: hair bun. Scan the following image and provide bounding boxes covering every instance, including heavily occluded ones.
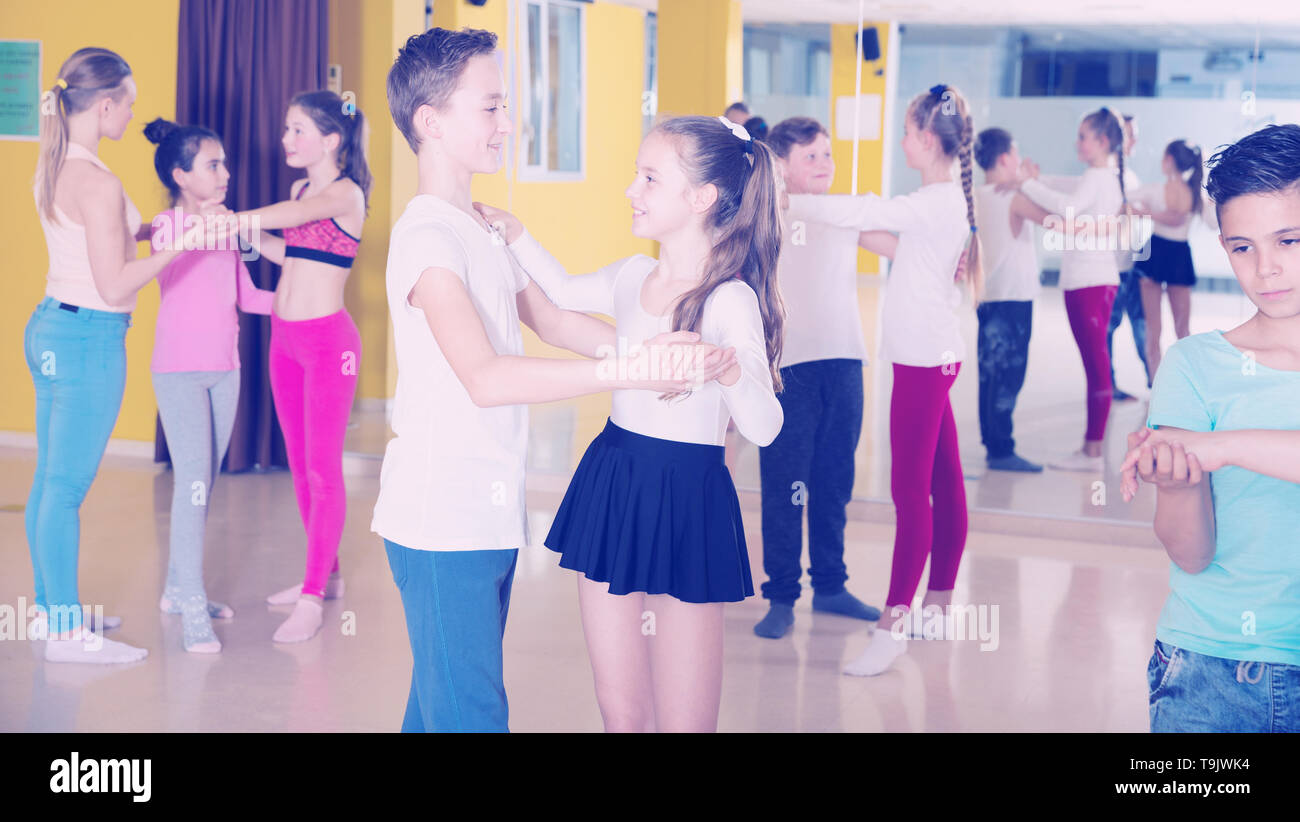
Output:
[143,117,178,145]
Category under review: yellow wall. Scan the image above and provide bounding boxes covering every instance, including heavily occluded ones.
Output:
[328,0,425,402]
[656,0,742,118]
[1,0,179,441]
[830,21,890,277]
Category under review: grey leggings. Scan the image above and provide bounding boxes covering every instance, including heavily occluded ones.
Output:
[152,369,240,602]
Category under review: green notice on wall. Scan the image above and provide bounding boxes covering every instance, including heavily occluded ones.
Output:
[0,40,42,140]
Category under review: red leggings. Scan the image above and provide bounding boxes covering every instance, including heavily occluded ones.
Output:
[887,363,967,609]
[269,309,360,598]
[1063,285,1118,442]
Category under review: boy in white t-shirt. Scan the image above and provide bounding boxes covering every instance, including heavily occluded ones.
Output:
[375,27,733,732]
[753,117,881,639]
[972,127,1045,472]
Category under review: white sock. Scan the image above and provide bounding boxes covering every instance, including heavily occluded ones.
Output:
[266,573,344,606]
[843,632,908,676]
[44,632,148,664]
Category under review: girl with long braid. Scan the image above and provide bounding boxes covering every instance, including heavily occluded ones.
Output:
[236,90,371,643]
[786,84,981,675]
[1008,107,1131,471]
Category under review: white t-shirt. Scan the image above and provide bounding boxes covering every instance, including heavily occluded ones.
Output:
[507,230,783,447]
[371,194,531,552]
[774,216,869,368]
[787,182,968,368]
[1021,166,1128,290]
[974,184,1041,303]
[1133,180,1194,241]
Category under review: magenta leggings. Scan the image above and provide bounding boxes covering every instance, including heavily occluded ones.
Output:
[1063,285,1118,442]
[887,363,967,609]
[269,309,360,598]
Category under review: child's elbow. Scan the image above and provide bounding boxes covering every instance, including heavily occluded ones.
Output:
[741,408,784,448]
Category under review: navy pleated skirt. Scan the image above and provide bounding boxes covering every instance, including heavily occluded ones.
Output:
[545,418,755,604]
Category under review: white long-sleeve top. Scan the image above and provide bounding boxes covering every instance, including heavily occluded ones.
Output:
[507,230,783,447]
[787,182,968,368]
[1020,166,1129,290]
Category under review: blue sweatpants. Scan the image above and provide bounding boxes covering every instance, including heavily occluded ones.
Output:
[23,298,130,633]
[383,539,519,732]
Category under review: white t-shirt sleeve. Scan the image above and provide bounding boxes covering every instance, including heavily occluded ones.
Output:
[788,191,928,234]
[507,229,628,314]
[1022,170,1112,216]
[706,281,783,447]
[394,220,470,310]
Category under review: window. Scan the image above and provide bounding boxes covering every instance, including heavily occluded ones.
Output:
[520,0,585,178]
[643,11,657,135]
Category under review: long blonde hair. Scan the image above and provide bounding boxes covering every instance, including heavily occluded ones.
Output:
[652,116,786,391]
[35,47,132,221]
[909,84,983,302]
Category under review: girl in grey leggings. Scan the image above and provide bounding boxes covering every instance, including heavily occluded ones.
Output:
[145,118,274,651]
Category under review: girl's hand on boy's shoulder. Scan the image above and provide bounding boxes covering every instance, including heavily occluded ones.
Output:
[472,201,523,244]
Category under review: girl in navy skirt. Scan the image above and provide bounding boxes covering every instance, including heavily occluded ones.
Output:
[476,115,784,731]
[1131,140,1205,380]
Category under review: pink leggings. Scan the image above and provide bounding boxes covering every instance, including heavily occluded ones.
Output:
[1063,285,1118,442]
[887,363,967,609]
[269,309,360,598]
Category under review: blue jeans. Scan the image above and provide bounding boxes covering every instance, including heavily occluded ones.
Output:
[23,298,130,633]
[975,300,1032,459]
[383,539,518,732]
[758,359,863,604]
[1107,268,1150,390]
[1148,639,1300,732]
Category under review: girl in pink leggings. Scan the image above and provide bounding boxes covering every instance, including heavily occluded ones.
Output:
[787,83,982,676]
[1011,107,1132,471]
[238,90,371,642]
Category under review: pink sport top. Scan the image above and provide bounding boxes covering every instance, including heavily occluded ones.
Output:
[151,208,275,373]
[282,177,360,268]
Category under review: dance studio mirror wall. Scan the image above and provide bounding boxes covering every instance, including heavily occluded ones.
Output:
[342,17,1300,528]
[867,22,1300,526]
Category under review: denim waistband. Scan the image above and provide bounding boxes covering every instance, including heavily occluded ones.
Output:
[35,297,132,326]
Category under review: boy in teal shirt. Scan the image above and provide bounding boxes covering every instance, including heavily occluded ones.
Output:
[1130,123,1300,732]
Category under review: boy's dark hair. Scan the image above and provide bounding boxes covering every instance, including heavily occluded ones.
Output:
[1205,124,1300,222]
[388,27,498,153]
[766,116,828,159]
[974,127,1013,172]
[725,101,749,117]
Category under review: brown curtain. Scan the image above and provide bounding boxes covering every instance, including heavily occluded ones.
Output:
[155,0,328,471]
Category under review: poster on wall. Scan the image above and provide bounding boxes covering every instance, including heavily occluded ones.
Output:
[0,40,42,141]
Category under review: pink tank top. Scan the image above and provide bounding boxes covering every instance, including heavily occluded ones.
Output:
[281,177,360,268]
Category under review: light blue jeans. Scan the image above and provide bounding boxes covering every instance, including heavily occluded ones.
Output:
[1148,639,1300,732]
[384,539,518,732]
[23,297,130,633]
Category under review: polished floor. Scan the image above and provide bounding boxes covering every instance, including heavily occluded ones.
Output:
[0,439,1171,732]
[4,281,1237,732]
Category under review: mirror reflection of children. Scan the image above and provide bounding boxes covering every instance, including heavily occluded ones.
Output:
[786,84,981,676]
[750,116,881,641]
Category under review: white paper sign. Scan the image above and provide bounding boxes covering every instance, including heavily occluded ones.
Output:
[834,93,881,141]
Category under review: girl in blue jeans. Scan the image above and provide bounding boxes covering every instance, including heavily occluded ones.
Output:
[27,48,205,663]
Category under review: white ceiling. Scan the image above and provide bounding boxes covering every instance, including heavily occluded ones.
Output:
[609,0,1300,27]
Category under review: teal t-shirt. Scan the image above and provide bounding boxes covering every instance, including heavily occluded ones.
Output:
[1146,330,1300,664]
